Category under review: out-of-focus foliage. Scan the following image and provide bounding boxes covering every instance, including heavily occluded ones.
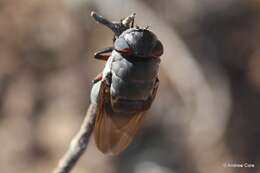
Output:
[0,0,260,173]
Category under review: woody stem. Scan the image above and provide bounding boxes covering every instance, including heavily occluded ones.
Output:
[52,104,97,173]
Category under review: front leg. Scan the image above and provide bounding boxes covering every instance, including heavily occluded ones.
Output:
[94,47,113,61]
[92,72,103,84]
[103,72,112,86]
[92,70,112,84]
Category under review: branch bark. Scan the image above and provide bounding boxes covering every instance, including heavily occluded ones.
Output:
[52,104,97,173]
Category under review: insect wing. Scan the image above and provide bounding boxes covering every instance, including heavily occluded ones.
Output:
[94,81,146,154]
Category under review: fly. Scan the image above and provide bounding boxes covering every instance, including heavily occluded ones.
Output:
[90,11,163,154]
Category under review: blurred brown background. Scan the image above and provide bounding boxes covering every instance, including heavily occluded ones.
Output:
[0,0,260,173]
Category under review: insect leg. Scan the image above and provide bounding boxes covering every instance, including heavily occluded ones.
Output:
[92,72,103,84]
[92,71,112,85]
[94,47,113,61]
[104,72,112,86]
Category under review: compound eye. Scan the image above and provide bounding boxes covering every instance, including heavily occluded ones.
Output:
[114,37,133,55]
[151,40,163,57]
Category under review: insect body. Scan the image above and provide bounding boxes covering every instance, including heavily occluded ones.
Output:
[90,12,163,154]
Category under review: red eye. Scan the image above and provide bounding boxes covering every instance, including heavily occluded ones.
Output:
[119,48,132,55]
[114,37,133,55]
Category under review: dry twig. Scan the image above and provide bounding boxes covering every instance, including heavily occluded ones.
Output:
[52,104,96,173]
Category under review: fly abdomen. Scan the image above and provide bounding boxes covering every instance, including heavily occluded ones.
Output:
[111,73,155,100]
[109,51,160,112]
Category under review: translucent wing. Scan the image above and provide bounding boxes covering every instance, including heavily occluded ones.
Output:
[94,81,146,154]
